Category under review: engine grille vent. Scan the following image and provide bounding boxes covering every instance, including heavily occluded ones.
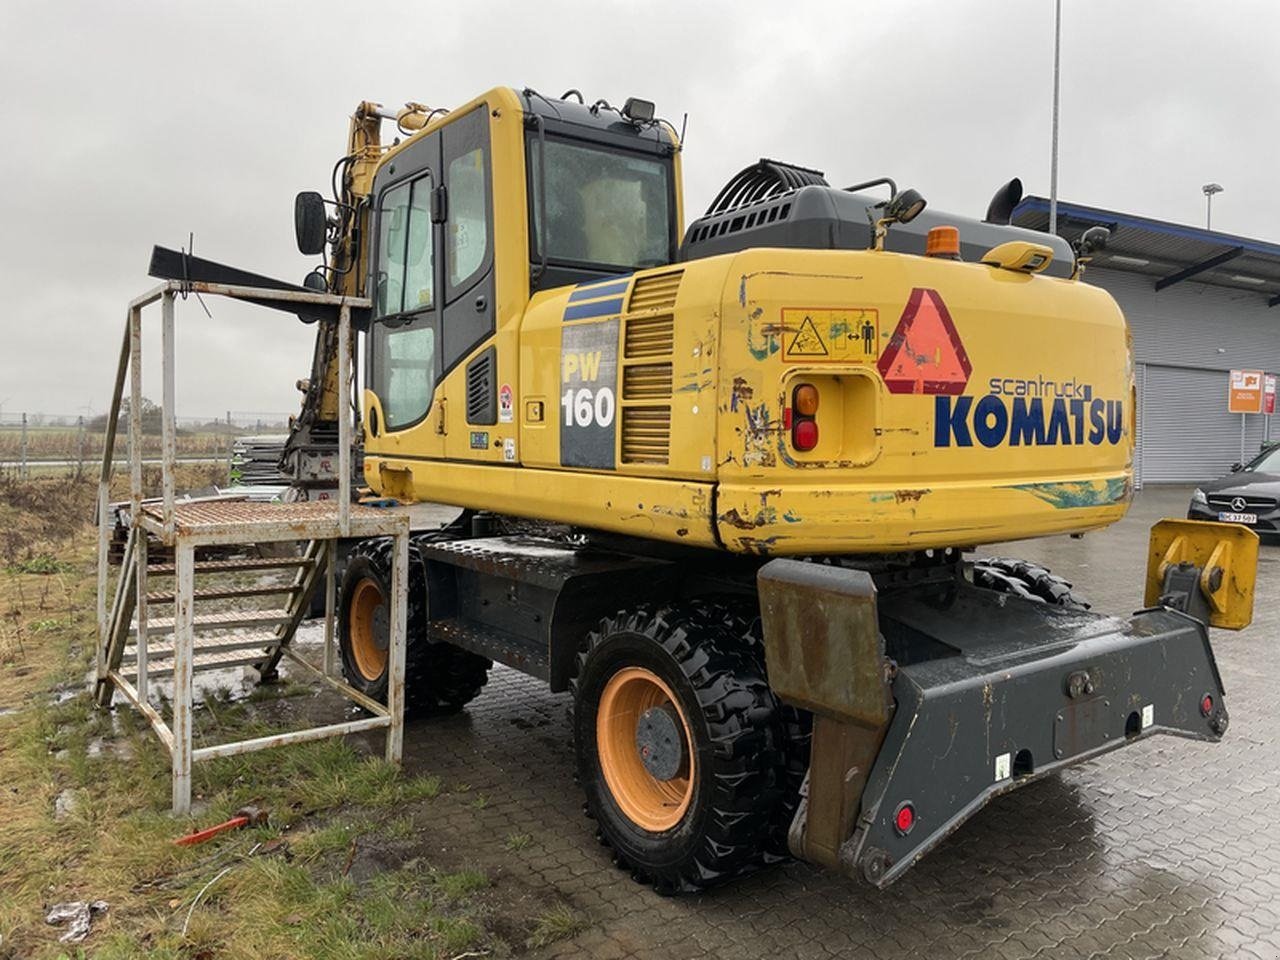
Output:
[465,347,497,425]
[628,269,683,313]
[621,407,672,465]
[624,315,674,358]
[622,363,673,400]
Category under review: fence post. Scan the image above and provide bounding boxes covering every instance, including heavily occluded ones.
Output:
[20,413,28,479]
[76,416,87,478]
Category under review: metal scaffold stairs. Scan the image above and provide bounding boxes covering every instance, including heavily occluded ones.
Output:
[93,281,410,815]
[96,537,322,701]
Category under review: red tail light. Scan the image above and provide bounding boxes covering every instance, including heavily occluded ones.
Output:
[792,418,819,451]
[894,801,915,835]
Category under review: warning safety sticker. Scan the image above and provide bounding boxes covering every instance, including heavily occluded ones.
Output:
[780,308,881,363]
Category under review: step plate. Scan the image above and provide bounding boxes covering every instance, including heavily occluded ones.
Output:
[418,536,670,591]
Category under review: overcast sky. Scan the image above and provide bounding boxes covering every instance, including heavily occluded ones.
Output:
[2,0,1277,420]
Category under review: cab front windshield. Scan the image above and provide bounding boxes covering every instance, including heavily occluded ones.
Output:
[530,138,673,271]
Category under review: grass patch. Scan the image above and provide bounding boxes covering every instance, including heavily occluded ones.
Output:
[0,479,520,959]
[433,868,488,899]
[5,554,75,575]
[527,902,588,948]
[504,832,532,851]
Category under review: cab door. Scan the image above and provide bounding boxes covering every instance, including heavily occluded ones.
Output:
[438,105,503,462]
[364,132,446,463]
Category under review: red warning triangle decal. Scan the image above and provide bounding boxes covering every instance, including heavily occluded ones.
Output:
[877,288,972,395]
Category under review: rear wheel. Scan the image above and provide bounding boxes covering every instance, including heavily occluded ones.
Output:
[337,536,491,717]
[572,605,784,893]
[690,598,812,861]
[972,557,1091,610]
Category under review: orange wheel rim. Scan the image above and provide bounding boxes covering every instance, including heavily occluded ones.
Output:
[596,666,696,832]
[349,579,387,681]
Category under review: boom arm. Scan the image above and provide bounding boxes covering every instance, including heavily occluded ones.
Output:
[281,100,437,495]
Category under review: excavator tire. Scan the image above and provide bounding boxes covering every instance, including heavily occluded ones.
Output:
[572,604,784,894]
[688,598,812,861]
[338,534,491,718]
[971,557,1091,610]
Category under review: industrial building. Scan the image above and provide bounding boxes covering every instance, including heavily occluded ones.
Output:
[1012,197,1280,484]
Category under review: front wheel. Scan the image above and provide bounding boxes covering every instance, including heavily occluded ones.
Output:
[572,605,784,893]
[337,537,491,717]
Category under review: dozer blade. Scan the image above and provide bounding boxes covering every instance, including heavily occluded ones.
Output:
[758,560,1228,889]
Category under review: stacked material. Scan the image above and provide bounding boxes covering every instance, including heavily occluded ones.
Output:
[229,435,289,486]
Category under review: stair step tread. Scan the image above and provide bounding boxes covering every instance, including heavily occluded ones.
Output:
[145,585,300,604]
[122,632,280,664]
[131,609,290,633]
[147,556,313,576]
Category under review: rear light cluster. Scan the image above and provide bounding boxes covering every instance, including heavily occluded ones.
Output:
[790,383,819,452]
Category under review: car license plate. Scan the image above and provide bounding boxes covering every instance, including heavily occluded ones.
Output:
[1217,511,1257,524]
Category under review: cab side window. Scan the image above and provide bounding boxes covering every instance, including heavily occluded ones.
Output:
[374,174,434,318]
[371,172,437,430]
[447,145,489,292]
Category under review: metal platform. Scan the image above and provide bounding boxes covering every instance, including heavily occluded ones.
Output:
[94,282,409,814]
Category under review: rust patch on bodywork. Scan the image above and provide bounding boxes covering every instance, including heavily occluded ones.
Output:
[894,489,930,504]
[730,376,755,412]
[737,535,782,554]
[720,508,756,530]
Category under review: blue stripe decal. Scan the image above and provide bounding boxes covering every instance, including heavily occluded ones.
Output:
[568,279,631,303]
[563,297,625,321]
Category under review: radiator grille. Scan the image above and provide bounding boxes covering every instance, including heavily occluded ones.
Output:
[628,269,683,312]
[621,406,672,465]
[622,363,673,400]
[624,315,674,358]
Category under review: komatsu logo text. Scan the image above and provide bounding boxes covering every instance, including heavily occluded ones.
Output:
[934,377,1124,448]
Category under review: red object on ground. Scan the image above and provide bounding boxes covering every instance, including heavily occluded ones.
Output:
[173,805,266,846]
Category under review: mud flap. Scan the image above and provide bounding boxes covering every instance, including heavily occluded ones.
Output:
[846,587,1227,887]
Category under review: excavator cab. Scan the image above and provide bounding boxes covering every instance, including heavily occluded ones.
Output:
[352,89,682,478]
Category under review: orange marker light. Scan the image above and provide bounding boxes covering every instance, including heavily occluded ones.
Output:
[793,383,820,417]
[925,226,961,259]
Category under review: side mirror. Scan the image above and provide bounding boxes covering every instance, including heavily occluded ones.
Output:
[1230,462,1243,473]
[295,191,328,256]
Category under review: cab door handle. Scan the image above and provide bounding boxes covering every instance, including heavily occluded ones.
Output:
[434,398,447,436]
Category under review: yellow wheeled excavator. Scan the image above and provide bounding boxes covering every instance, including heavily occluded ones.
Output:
[151,86,1257,893]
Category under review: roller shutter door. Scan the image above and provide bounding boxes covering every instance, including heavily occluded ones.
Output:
[1139,364,1269,482]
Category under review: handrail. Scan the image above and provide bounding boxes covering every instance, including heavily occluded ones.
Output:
[96,316,131,655]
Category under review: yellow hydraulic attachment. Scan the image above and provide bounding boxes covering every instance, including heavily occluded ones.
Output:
[1145,519,1259,630]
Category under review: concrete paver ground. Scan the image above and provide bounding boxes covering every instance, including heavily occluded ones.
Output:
[395,486,1280,959]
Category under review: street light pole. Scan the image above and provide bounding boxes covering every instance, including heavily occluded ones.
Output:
[1203,182,1223,230]
[1049,0,1063,235]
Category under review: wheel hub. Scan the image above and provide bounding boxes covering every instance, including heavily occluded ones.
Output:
[635,704,685,781]
[348,578,390,680]
[596,666,696,832]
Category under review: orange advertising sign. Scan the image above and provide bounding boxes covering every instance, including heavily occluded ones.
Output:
[1229,369,1265,414]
